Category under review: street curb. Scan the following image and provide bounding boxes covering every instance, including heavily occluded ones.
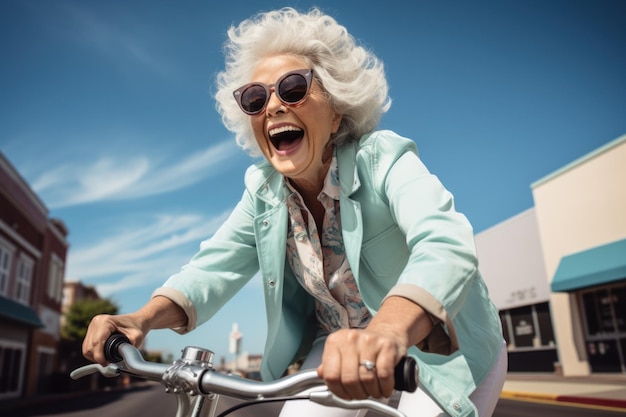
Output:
[556,395,626,410]
[501,390,626,410]
[501,390,557,402]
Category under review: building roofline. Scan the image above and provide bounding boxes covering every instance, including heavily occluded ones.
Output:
[531,133,626,189]
[0,152,48,216]
[475,207,535,239]
[49,218,70,247]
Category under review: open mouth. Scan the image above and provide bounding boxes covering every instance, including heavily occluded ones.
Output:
[269,125,304,151]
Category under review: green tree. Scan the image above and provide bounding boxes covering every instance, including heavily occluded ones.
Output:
[62,298,119,342]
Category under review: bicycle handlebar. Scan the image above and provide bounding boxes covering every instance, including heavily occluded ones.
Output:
[104,333,418,393]
[73,333,419,417]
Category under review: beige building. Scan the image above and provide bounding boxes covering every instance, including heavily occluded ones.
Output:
[477,133,626,375]
[532,134,626,375]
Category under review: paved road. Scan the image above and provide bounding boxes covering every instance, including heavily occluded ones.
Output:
[8,384,626,417]
[10,384,177,417]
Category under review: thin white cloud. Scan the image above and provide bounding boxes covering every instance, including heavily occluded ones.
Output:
[67,209,233,296]
[95,271,158,297]
[122,141,238,198]
[32,140,239,209]
[33,157,150,207]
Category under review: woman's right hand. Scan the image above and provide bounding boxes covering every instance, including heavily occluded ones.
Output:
[82,295,188,366]
[82,313,147,366]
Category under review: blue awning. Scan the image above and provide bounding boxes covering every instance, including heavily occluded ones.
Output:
[0,296,44,328]
[551,238,626,292]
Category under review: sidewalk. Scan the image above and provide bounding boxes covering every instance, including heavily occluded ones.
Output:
[502,373,626,410]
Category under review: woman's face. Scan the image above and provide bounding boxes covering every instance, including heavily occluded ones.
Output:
[248,55,342,189]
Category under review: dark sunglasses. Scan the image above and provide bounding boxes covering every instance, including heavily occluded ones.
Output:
[233,69,314,115]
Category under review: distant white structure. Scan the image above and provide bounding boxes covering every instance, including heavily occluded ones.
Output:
[229,322,242,355]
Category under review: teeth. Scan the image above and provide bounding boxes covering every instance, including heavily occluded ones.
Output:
[269,125,302,137]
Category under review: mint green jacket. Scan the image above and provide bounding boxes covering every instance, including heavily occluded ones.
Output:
[155,130,503,417]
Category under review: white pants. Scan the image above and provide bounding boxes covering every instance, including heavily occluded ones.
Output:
[279,338,507,417]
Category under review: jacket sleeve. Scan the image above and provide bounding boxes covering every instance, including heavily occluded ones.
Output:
[152,186,260,333]
[369,132,479,353]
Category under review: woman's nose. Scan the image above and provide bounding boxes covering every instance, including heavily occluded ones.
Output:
[265,88,285,114]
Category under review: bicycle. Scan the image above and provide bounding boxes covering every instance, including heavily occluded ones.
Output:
[71,333,419,417]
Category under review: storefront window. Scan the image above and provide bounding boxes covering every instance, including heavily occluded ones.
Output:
[582,291,601,336]
[0,343,24,397]
[500,313,511,345]
[613,286,626,332]
[536,302,556,346]
[500,302,558,372]
[510,305,535,348]
[579,282,626,373]
[582,285,625,337]
[500,302,556,349]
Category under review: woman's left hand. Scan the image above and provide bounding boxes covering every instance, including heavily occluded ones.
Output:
[317,327,407,399]
[317,296,434,400]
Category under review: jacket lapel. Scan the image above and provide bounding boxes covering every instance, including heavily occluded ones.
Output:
[337,142,363,281]
[253,169,288,305]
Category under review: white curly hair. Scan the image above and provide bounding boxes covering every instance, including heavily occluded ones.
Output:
[214,7,391,156]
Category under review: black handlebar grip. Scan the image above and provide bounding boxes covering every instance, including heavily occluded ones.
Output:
[104,333,132,363]
[394,356,419,392]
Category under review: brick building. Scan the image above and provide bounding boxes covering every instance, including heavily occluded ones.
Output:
[0,152,69,400]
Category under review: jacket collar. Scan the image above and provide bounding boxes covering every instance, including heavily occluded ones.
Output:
[253,141,362,206]
[252,161,286,206]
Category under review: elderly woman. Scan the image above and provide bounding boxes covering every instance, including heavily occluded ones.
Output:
[83,8,507,417]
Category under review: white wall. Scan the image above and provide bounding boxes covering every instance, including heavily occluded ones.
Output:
[475,208,550,310]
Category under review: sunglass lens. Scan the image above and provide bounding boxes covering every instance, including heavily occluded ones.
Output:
[278,74,308,103]
[241,85,268,114]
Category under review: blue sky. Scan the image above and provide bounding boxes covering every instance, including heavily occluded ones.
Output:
[1,0,625,362]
